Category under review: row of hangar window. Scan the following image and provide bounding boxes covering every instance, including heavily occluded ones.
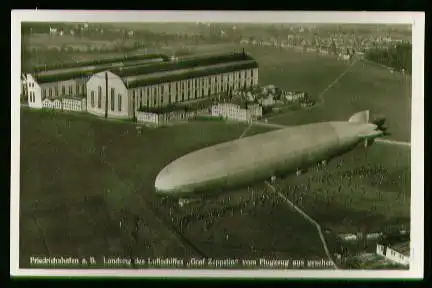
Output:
[130,76,255,107]
[131,74,254,93]
[41,83,87,98]
[90,87,123,112]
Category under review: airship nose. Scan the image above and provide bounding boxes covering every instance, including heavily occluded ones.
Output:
[154,169,174,194]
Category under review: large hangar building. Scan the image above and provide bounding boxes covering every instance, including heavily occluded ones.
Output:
[86,52,259,119]
[25,54,169,109]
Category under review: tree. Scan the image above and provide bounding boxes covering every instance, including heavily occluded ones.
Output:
[365,43,412,74]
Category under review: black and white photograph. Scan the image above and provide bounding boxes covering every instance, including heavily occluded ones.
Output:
[10,10,424,279]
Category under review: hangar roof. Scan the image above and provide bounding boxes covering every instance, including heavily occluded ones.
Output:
[31,52,258,87]
[124,60,258,88]
[114,53,255,78]
[32,53,169,73]
[31,54,169,84]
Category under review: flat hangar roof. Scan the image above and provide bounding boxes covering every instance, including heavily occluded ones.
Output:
[31,53,258,88]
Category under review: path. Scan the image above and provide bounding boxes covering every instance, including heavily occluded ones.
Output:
[267,58,359,121]
[375,138,411,148]
[239,121,253,139]
[316,58,359,103]
[264,181,339,270]
[253,121,287,129]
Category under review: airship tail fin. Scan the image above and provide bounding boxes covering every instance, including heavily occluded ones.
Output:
[348,110,370,124]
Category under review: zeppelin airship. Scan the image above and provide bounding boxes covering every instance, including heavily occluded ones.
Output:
[154,110,385,198]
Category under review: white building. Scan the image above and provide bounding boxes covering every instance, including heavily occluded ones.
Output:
[211,102,262,122]
[259,96,276,107]
[136,111,159,125]
[42,98,62,110]
[20,75,27,102]
[284,91,305,102]
[41,97,87,112]
[62,97,87,112]
[338,53,351,61]
[319,49,329,55]
[376,241,410,266]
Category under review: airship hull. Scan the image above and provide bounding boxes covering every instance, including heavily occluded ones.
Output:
[167,142,352,198]
[154,121,371,197]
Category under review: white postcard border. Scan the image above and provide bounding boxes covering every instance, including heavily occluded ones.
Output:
[10,10,425,279]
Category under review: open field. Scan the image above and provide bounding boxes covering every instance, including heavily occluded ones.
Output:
[25,34,115,47]
[22,109,320,267]
[261,55,412,142]
[270,143,410,234]
[245,46,352,97]
[159,183,329,262]
[103,23,205,35]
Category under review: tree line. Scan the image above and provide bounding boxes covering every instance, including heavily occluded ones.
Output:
[364,42,412,74]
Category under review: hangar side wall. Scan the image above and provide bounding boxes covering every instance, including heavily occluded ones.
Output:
[129,67,259,110]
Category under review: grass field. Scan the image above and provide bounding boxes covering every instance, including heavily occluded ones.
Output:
[272,143,410,234]
[257,52,412,142]
[159,182,329,262]
[20,109,295,267]
[24,34,127,50]
[245,47,353,96]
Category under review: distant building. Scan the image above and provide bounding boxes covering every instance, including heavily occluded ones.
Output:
[376,233,410,266]
[211,102,262,122]
[319,49,329,55]
[283,91,305,102]
[135,100,212,126]
[338,53,351,61]
[41,97,87,112]
[240,39,249,45]
[49,27,57,36]
[259,95,275,107]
